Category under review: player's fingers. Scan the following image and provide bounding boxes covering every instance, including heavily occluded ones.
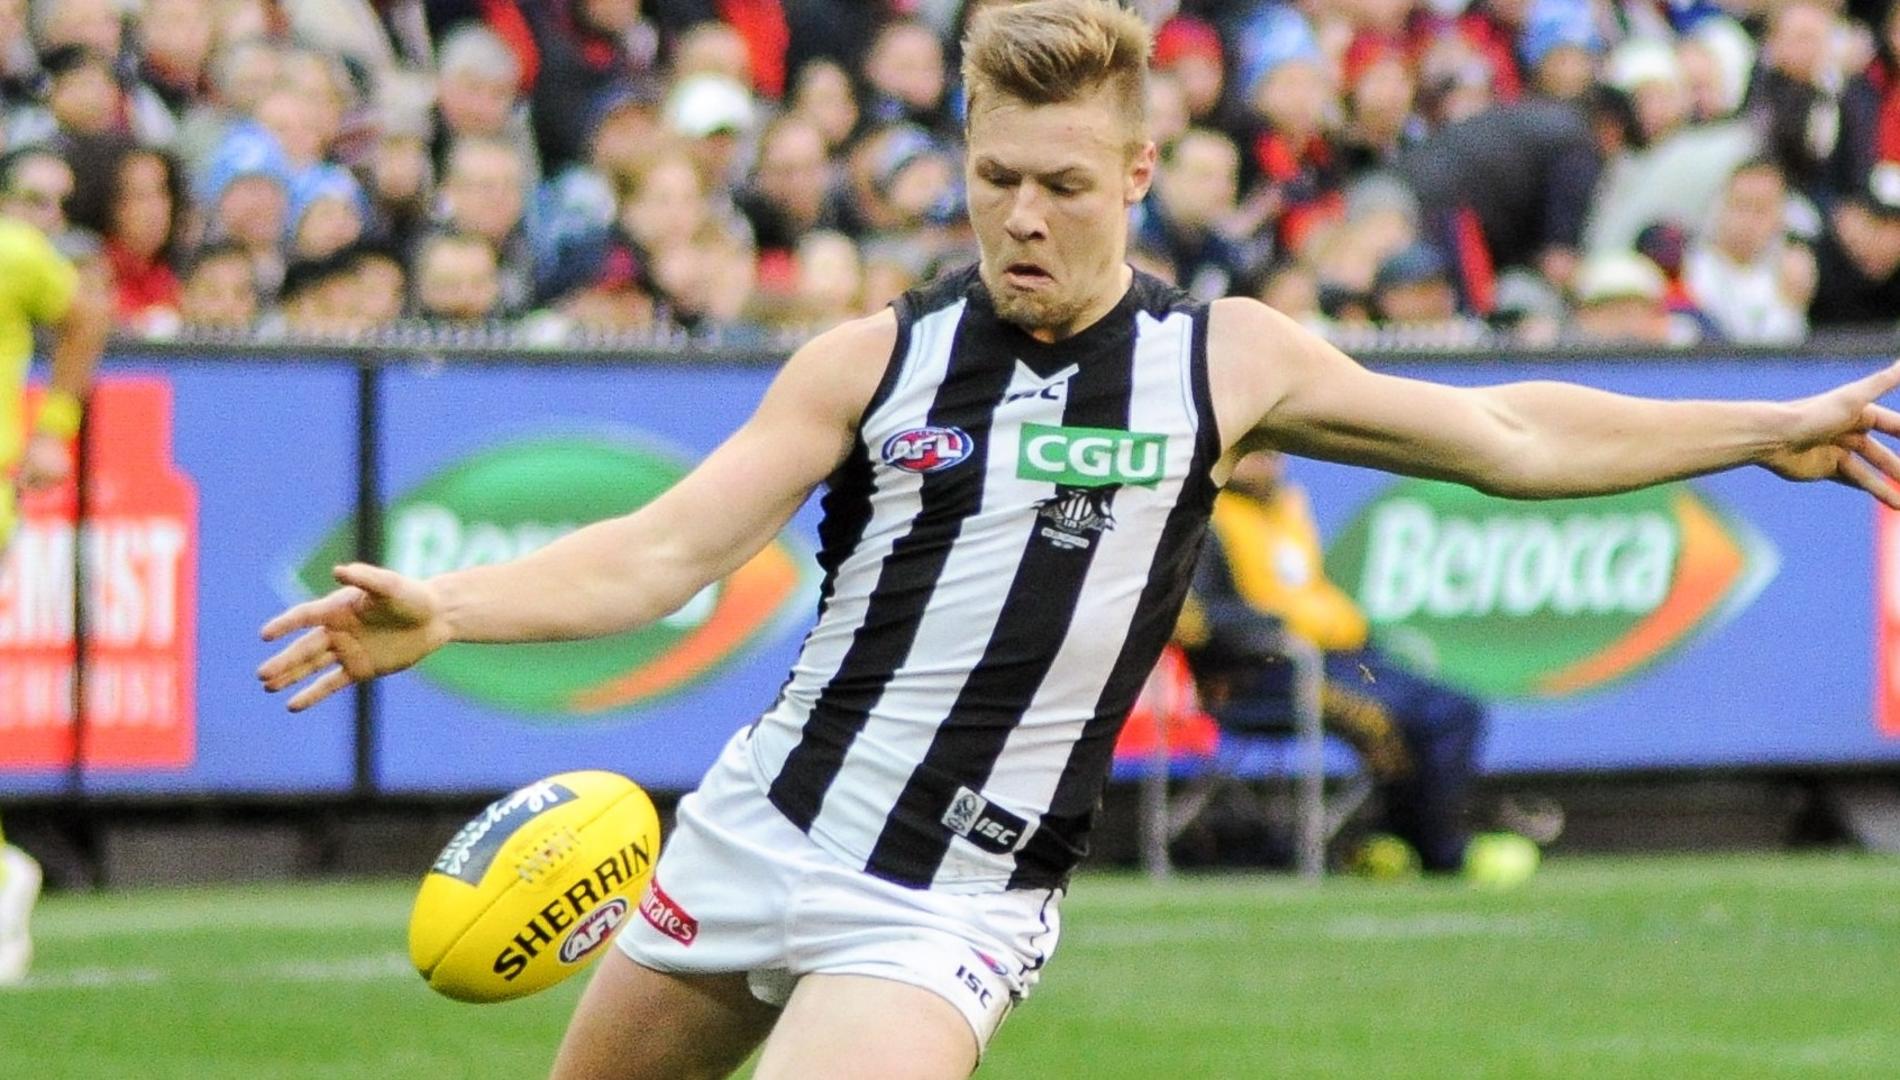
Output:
[264,646,337,695]
[334,562,408,601]
[1840,454,1900,510]
[1864,403,1900,438]
[286,666,354,713]
[1850,432,1900,487]
[257,627,331,688]
[1853,359,1900,402]
[260,590,354,642]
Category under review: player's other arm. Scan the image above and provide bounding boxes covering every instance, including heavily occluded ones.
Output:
[1211,298,1900,504]
[259,312,896,710]
[434,313,891,641]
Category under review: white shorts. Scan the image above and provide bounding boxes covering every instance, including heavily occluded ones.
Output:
[616,729,1063,1055]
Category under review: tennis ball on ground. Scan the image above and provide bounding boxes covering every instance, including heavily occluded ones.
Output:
[1463,832,1539,890]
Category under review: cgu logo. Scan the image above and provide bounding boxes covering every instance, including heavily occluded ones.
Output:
[294,435,812,717]
[1325,479,1778,699]
[558,898,629,964]
[1016,423,1168,489]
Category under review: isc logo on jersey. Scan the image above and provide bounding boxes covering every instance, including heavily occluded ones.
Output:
[407,770,662,1003]
[883,426,974,473]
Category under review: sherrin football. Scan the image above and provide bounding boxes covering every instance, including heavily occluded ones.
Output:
[408,770,661,1003]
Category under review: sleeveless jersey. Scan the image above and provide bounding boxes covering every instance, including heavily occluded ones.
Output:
[748,265,1221,892]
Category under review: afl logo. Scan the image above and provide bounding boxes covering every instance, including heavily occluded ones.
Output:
[882,427,974,473]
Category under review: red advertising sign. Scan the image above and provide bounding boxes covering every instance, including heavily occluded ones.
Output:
[1879,505,1900,739]
[0,378,199,769]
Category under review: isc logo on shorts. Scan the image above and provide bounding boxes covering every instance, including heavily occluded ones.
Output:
[940,786,1029,855]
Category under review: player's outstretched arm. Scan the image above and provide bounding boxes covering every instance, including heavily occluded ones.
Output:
[1211,298,1900,505]
[258,312,897,711]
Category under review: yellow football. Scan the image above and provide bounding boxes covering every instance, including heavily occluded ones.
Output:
[407,770,661,1003]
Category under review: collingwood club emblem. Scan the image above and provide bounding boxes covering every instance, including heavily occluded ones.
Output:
[1037,487,1116,550]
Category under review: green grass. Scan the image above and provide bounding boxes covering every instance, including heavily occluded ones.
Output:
[4,854,1899,1078]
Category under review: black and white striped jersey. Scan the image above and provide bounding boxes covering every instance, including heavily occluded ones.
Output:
[747,265,1221,892]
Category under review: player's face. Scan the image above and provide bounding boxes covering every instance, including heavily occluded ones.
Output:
[966,87,1155,341]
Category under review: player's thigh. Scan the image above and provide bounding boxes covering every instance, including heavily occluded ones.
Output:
[752,973,978,1080]
[548,950,778,1080]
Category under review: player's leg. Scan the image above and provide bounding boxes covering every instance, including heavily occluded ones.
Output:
[752,973,979,1080]
[0,815,44,985]
[548,950,778,1080]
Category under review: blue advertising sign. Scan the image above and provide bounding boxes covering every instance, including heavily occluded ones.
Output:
[0,362,358,796]
[356,363,816,793]
[1296,356,1896,773]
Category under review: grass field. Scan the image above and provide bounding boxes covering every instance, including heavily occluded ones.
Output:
[4,853,1899,1078]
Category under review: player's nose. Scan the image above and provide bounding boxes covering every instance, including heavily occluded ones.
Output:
[1005,187,1047,242]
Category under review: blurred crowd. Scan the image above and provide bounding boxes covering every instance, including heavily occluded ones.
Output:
[1,0,1897,347]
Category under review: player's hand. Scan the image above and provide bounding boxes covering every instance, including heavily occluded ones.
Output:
[16,433,72,491]
[1762,360,1900,509]
[257,563,453,712]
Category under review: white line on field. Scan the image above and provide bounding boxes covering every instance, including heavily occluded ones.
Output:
[1067,912,1556,949]
[0,950,414,993]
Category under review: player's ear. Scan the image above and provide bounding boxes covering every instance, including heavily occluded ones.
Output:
[1126,140,1157,207]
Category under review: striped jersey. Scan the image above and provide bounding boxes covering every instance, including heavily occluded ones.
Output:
[748,265,1221,892]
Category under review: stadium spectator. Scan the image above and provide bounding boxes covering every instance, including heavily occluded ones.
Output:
[1809,161,1900,325]
[136,0,215,131]
[1749,0,1853,205]
[286,163,366,261]
[785,228,864,327]
[273,248,367,335]
[1517,0,1600,102]
[68,141,184,329]
[1582,38,1761,257]
[435,136,534,315]
[1339,36,1423,172]
[0,146,75,240]
[786,57,860,152]
[1133,127,1269,301]
[1370,241,1464,326]
[525,0,661,173]
[1400,94,1603,310]
[351,243,407,327]
[860,18,955,139]
[413,229,502,323]
[736,114,835,282]
[1152,15,1224,125]
[663,72,757,192]
[1568,250,1699,344]
[1683,158,1814,343]
[431,23,536,179]
[177,240,258,330]
[1234,3,1345,257]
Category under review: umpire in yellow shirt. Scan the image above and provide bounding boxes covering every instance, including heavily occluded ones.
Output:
[0,203,107,985]
[1186,449,1495,876]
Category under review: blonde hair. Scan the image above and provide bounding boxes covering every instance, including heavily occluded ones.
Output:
[961,0,1151,141]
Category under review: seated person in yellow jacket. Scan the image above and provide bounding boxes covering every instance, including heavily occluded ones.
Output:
[1178,449,1486,875]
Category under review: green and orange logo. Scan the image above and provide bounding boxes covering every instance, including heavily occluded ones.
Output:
[294,434,813,717]
[1324,480,1778,699]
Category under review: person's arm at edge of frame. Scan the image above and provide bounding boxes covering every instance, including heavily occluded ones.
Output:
[257,309,898,711]
[1209,297,1900,505]
[19,275,110,488]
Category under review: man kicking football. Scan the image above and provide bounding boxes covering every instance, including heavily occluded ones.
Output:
[258,3,1900,1077]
